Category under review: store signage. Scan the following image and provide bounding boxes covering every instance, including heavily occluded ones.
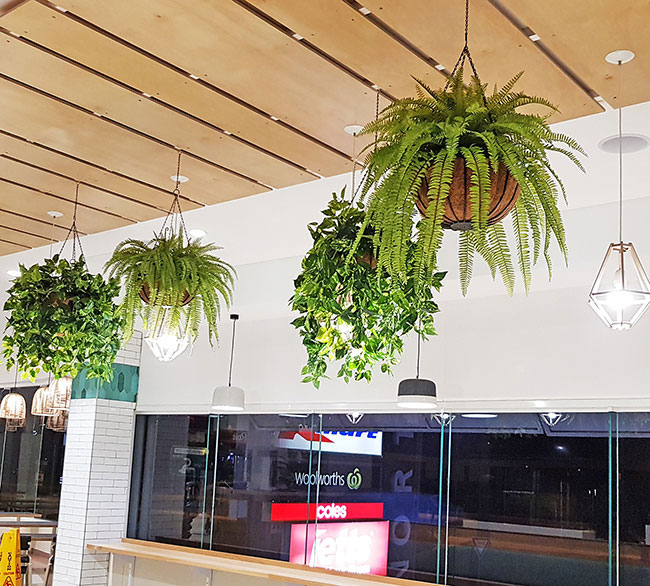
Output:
[278,430,383,456]
[293,468,363,490]
[271,502,384,522]
[289,521,389,575]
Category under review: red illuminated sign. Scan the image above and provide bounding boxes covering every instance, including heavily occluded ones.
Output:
[271,502,384,522]
[289,521,390,576]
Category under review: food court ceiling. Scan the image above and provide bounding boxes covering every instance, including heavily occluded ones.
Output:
[0,0,648,256]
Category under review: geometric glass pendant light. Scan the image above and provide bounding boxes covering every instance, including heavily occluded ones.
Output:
[144,306,190,362]
[211,314,245,412]
[589,50,650,330]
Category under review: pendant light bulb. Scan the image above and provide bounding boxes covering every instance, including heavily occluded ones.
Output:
[212,314,245,412]
[589,52,650,329]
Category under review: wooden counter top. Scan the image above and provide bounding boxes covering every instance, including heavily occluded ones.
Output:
[87,539,441,586]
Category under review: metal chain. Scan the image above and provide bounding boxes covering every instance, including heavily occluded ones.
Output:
[445,0,483,89]
[58,182,85,262]
[159,150,189,240]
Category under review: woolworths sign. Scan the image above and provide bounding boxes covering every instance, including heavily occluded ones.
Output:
[294,468,363,490]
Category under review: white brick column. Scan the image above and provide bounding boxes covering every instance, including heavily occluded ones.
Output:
[53,335,142,586]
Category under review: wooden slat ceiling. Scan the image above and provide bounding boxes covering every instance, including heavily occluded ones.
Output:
[0,0,648,256]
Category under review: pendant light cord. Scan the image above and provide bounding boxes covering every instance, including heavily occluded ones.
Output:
[228,315,238,387]
[416,328,422,380]
[617,60,623,244]
[350,87,381,204]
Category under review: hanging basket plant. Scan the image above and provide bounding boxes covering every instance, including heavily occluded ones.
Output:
[357,69,584,295]
[2,254,123,381]
[106,153,236,361]
[105,230,236,351]
[355,0,584,295]
[291,189,445,387]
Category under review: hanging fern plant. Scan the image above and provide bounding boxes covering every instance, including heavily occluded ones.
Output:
[355,69,584,295]
[105,230,236,348]
[291,189,444,387]
[2,255,123,381]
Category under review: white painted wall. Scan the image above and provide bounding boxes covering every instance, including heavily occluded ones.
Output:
[3,103,650,413]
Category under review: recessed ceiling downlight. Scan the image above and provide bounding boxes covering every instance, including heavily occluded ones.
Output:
[189,229,206,238]
[461,413,498,419]
[598,134,650,154]
[7,269,20,277]
[170,175,189,183]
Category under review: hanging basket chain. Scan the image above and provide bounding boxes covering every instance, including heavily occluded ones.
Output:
[445,0,484,91]
[350,87,381,204]
[58,182,85,262]
[158,150,189,240]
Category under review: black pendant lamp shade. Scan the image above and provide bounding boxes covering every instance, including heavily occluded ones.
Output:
[397,331,437,410]
[397,378,437,409]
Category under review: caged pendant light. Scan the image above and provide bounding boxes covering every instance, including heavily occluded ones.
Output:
[588,51,650,330]
[31,384,57,417]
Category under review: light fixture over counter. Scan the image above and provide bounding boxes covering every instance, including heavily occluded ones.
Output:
[212,314,245,412]
[588,50,650,330]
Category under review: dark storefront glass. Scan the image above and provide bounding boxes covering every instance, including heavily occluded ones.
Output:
[129,411,650,585]
[444,413,610,586]
[0,386,66,519]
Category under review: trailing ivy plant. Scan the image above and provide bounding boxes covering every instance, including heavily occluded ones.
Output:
[355,69,584,294]
[2,255,123,381]
[105,231,236,345]
[291,189,444,387]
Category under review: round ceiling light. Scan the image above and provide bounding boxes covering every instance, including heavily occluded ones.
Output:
[189,229,206,238]
[605,50,635,65]
[47,211,63,219]
[344,124,364,136]
[170,175,189,183]
[598,134,650,154]
[7,269,20,278]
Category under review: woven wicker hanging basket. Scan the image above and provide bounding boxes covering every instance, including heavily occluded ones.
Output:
[415,158,521,231]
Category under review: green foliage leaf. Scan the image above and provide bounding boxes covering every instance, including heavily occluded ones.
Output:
[2,255,123,381]
[358,68,584,294]
[291,189,445,387]
[104,230,236,346]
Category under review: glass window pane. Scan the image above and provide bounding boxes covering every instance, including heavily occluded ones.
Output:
[135,415,210,547]
[207,413,315,558]
[444,413,610,586]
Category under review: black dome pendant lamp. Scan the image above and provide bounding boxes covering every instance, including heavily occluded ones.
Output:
[397,332,437,409]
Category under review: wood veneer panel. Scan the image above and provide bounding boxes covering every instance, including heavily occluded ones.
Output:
[245,0,441,97]
[1,1,352,177]
[499,0,650,107]
[0,156,162,222]
[0,240,28,255]
[0,36,312,189]
[0,181,131,234]
[0,80,264,206]
[88,538,441,586]
[48,0,389,154]
[0,132,200,213]
[0,225,51,248]
[360,0,601,122]
[0,209,72,241]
